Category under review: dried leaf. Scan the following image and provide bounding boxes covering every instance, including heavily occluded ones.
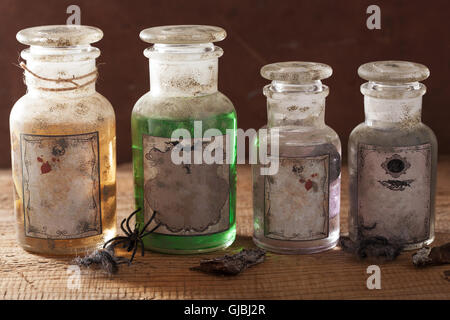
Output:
[412,243,450,267]
[191,248,266,276]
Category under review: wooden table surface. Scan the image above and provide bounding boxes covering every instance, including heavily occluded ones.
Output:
[1,159,449,300]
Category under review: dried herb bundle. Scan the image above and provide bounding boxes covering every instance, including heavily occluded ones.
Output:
[340,221,404,261]
[339,235,404,261]
[191,248,266,276]
[73,246,128,275]
[412,242,450,267]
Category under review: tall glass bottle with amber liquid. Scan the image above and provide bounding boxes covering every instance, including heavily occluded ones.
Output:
[10,25,116,255]
[132,25,236,254]
[348,61,437,250]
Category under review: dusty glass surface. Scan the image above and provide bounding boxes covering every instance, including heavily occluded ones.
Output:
[348,61,436,250]
[253,62,341,254]
[10,25,116,255]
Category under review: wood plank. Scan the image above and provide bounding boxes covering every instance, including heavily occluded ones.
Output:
[0,158,449,300]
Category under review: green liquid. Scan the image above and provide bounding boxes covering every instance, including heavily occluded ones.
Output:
[131,111,237,254]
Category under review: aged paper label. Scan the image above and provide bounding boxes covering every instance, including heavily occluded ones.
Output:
[357,143,432,243]
[142,135,230,236]
[21,132,101,239]
[264,155,330,241]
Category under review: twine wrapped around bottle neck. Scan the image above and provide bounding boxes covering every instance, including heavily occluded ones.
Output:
[19,62,98,92]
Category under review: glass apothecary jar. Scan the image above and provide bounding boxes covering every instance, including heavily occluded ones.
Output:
[348,61,436,250]
[132,25,236,254]
[10,25,117,255]
[253,62,341,254]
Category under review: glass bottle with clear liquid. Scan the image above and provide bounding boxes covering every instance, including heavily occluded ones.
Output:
[131,25,237,254]
[348,61,437,250]
[253,62,341,254]
[10,25,117,255]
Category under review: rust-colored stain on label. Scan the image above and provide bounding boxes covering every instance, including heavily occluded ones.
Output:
[40,161,52,174]
[304,179,313,191]
[37,156,52,174]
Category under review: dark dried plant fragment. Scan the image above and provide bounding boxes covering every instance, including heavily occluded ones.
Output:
[340,221,404,261]
[191,248,266,276]
[412,242,450,267]
[339,235,404,261]
[443,270,450,281]
[73,246,129,275]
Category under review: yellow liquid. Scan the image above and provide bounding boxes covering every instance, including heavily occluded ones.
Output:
[10,93,116,255]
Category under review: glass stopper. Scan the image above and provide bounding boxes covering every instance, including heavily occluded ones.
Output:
[260,61,333,83]
[16,25,103,47]
[358,60,430,83]
[139,25,226,44]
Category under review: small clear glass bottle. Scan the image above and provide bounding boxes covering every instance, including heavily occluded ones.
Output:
[348,61,436,250]
[253,62,341,254]
[132,25,236,254]
[10,25,117,255]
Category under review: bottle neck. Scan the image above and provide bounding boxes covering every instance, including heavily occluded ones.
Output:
[361,81,425,128]
[364,96,423,127]
[265,81,328,128]
[22,46,99,98]
[146,43,220,97]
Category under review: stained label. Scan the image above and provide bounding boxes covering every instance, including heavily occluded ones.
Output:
[142,135,230,236]
[21,132,101,239]
[357,143,431,243]
[264,155,330,241]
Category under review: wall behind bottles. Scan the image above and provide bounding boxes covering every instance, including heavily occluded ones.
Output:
[0,0,448,167]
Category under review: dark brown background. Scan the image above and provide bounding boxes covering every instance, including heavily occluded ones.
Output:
[1,0,449,167]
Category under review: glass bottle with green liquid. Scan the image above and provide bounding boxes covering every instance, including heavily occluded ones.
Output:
[132,25,237,254]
